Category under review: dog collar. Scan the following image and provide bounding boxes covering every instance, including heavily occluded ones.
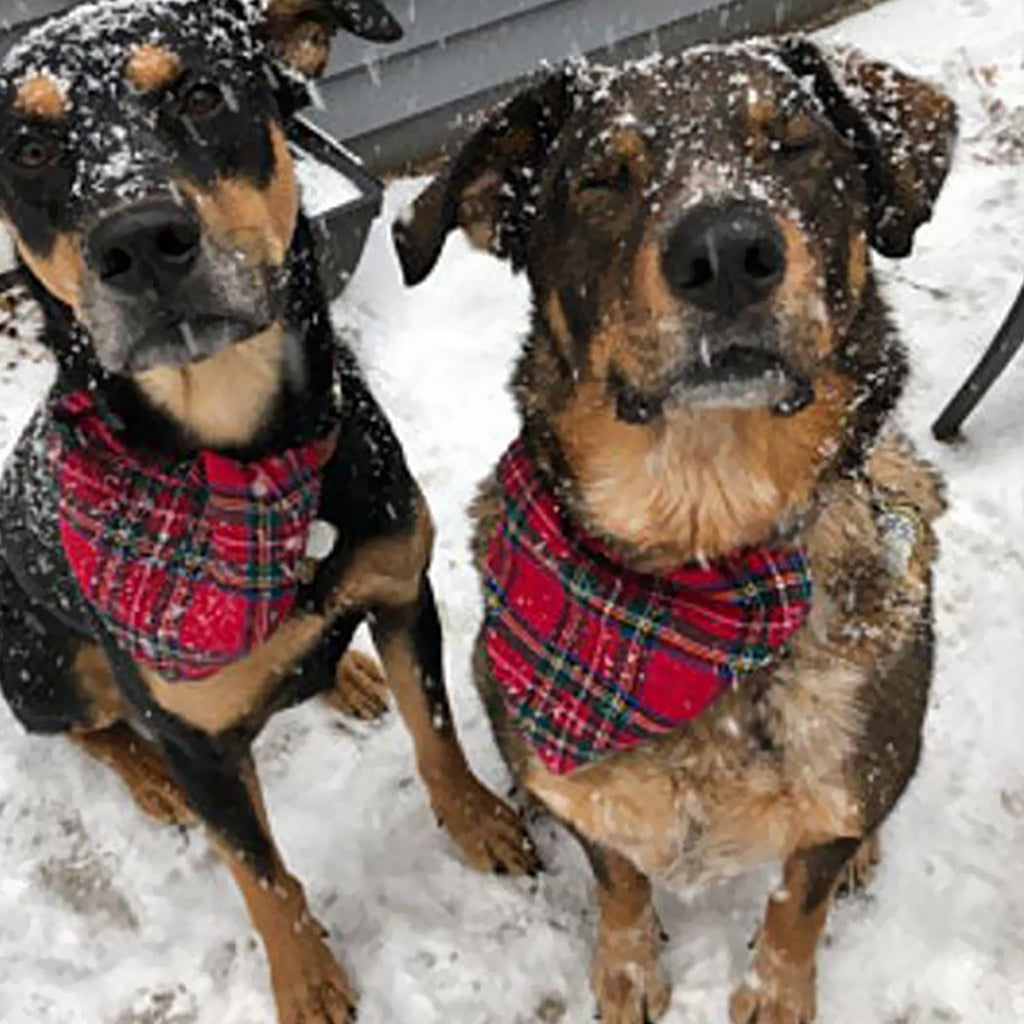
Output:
[482,438,813,776]
[48,390,331,683]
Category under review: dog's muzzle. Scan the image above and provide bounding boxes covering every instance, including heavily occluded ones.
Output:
[85,198,277,372]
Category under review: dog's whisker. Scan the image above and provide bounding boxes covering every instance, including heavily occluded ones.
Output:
[178,319,199,358]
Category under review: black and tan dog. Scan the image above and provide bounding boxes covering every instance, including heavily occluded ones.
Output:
[0,2,537,1023]
[396,38,956,1024]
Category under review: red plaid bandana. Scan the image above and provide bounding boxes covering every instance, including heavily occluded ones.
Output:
[48,391,323,683]
[482,439,813,776]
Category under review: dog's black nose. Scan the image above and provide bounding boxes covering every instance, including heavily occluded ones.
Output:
[661,203,786,315]
[87,200,201,298]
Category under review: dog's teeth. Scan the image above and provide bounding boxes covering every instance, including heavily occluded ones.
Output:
[178,320,199,357]
[700,335,711,367]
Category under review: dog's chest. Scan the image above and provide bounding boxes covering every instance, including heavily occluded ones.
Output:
[524,653,865,888]
[516,454,939,887]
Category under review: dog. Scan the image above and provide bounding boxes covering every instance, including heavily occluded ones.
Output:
[0,3,539,1023]
[395,37,957,1024]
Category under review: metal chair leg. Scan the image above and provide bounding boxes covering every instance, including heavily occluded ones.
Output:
[932,280,1024,442]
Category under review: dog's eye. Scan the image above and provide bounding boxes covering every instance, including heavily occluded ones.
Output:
[8,133,59,171]
[578,160,632,195]
[770,119,821,160]
[182,82,225,121]
[772,137,819,158]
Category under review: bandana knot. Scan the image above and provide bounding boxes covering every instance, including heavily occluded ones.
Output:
[50,391,324,682]
[482,439,813,776]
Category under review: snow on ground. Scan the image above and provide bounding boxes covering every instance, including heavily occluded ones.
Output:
[1,0,1022,1021]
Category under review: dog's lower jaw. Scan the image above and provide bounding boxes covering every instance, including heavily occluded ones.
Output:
[132,322,289,448]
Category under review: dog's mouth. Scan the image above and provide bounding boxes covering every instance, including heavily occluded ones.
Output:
[611,346,815,424]
[126,313,269,372]
[670,346,814,412]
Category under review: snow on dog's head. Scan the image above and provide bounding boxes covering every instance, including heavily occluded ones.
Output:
[396,38,958,566]
[0,0,401,376]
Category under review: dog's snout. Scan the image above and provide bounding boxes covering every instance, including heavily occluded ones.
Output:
[661,203,786,316]
[87,200,201,298]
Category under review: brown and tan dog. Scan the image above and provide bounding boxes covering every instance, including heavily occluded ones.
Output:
[396,37,956,1024]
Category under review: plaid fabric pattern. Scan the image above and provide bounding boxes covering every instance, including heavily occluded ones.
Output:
[482,440,813,776]
[49,391,323,682]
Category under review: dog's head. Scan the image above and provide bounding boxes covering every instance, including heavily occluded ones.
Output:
[396,39,956,565]
[0,0,400,375]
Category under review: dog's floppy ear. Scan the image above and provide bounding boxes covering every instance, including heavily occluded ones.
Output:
[778,37,957,258]
[260,0,402,77]
[393,70,574,286]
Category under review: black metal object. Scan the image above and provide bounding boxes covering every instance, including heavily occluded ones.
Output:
[932,280,1024,442]
[289,115,383,299]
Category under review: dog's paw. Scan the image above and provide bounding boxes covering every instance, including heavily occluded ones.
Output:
[324,650,390,721]
[433,779,541,876]
[836,833,881,899]
[271,940,358,1024]
[729,945,816,1024]
[591,907,671,1024]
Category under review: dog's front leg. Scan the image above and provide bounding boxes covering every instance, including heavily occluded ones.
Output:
[370,575,539,875]
[159,736,356,1024]
[730,837,863,1024]
[581,839,671,1024]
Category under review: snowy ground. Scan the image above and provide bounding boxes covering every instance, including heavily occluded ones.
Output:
[1,0,1023,1021]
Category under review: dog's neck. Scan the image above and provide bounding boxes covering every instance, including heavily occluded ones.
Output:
[26,213,339,461]
[510,275,907,571]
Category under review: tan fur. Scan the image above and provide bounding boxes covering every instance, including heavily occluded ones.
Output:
[279,22,331,77]
[326,495,436,615]
[134,323,286,447]
[776,219,834,359]
[745,94,777,161]
[632,241,684,322]
[729,853,827,1024]
[71,723,196,827]
[590,851,670,1024]
[544,290,577,355]
[13,74,67,120]
[868,431,947,522]
[524,669,862,889]
[71,645,124,730]
[219,758,357,1024]
[848,230,869,305]
[325,650,391,720]
[262,0,334,78]
[183,124,298,267]
[16,233,84,309]
[145,612,326,735]
[125,44,182,92]
[554,371,852,570]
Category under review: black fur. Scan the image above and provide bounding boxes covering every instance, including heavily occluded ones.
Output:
[0,0,435,883]
[800,837,862,913]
